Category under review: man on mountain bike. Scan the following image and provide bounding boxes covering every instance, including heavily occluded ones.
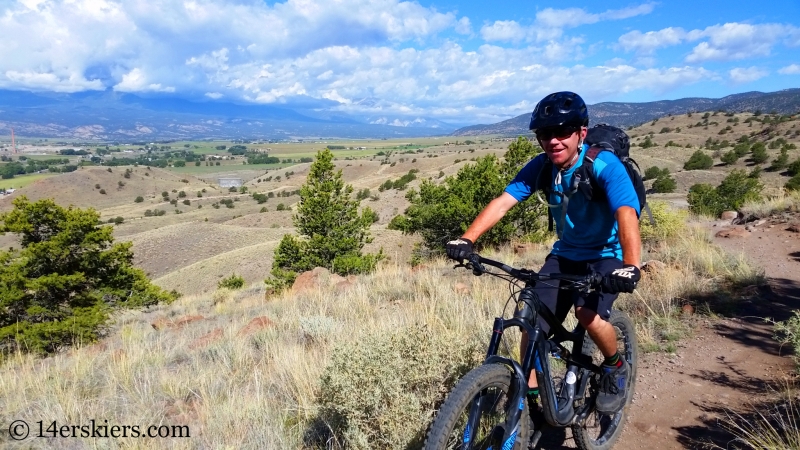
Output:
[446,91,641,415]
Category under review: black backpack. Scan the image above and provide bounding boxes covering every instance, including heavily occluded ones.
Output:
[536,124,653,236]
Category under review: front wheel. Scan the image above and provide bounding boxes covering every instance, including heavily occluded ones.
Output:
[423,364,532,450]
[572,310,638,450]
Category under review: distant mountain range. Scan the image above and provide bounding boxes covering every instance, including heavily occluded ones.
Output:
[2,88,799,141]
[452,88,800,136]
[0,90,459,141]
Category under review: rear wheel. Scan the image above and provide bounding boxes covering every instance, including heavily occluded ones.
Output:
[572,310,638,450]
[423,364,531,450]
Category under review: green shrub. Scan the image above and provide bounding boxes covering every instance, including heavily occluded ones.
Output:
[276,203,287,211]
[402,137,547,253]
[387,215,411,232]
[134,196,144,203]
[786,173,800,192]
[315,326,483,450]
[720,150,739,165]
[0,197,175,354]
[750,142,768,164]
[362,207,379,224]
[639,200,687,244]
[788,159,800,177]
[774,310,800,368]
[651,174,677,193]
[683,150,713,170]
[643,166,669,181]
[688,170,762,216]
[217,274,245,290]
[733,143,750,157]
[639,136,655,148]
[768,148,790,172]
[182,199,190,205]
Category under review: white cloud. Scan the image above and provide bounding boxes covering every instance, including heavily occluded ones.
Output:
[454,17,472,35]
[729,67,769,84]
[535,3,655,28]
[686,23,788,62]
[618,28,687,54]
[778,64,800,75]
[482,3,656,43]
[113,68,175,93]
[618,22,800,62]
[205,92,223,99]
[480,20,525,42]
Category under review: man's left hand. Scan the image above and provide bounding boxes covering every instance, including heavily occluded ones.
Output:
[602,265,640,294]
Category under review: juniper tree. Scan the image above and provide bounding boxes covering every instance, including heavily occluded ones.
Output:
[0,197,175,354]
[268,149,381,289]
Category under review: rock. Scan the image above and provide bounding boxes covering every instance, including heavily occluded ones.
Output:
[513,243,537,254]
[681,304,695,315]
[334,280,355,292]
[720,211,738,221]
[174,315,205,328]
[454,282,470,295]
[715,227,749,238]
[151,314,205,330]
[641,260,666,274]
[292,267,330,293]
[190,328,223,349]
[237,316,274,337]
[329,273,346,285]
[788,223,800,233]
[754,219,767,227]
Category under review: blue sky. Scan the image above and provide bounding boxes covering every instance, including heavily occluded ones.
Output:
[1,0,799,125]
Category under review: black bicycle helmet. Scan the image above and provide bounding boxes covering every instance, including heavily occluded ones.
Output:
[528,91,589,131]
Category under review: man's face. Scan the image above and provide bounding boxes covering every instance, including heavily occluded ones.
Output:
[536,126,588,168]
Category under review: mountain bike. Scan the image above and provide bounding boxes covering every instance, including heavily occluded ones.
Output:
[423,252,638,450]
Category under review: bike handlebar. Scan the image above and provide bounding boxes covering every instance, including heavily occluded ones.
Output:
[457,251,603,290]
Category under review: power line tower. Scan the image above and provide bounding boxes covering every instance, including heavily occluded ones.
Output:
[11,127,17,154]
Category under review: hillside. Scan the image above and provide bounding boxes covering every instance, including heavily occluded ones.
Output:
[453,88,800,136]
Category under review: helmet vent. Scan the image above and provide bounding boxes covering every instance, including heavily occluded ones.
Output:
[544,105,552,116]
[563,98,572,108]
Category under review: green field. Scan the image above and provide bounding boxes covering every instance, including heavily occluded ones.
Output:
[0,173,59,190]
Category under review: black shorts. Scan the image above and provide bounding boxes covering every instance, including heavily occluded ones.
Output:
[516,254,622,335]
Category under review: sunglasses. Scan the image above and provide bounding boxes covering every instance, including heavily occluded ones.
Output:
[535,126,580,141]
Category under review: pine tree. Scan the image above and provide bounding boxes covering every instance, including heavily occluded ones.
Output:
[268,149,381,289]
[0,197,175,354]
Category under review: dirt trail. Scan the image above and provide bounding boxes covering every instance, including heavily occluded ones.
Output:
[538,218,800,449]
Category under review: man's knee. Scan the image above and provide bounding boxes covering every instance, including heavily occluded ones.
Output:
[575,306,602,330]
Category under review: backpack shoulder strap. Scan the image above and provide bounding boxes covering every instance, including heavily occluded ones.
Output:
[574,146,604,201]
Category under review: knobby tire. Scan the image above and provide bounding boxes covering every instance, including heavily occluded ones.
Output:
[572,310,638,450]
[423,364,532,450]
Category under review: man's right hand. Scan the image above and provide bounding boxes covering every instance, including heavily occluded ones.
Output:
[446,238,474,261]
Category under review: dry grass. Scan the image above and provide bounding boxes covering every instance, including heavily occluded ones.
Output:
[0,245,546,449]
[740,190,800,218]
[716,379,800,450]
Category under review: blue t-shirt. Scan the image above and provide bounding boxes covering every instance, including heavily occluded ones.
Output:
[504,144,640,261]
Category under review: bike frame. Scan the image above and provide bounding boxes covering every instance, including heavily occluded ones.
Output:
[459,254,607,449]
